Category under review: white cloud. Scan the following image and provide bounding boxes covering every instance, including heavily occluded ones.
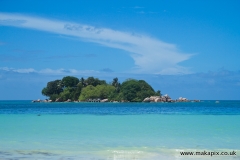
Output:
[14,68,36,73]
[0,67,36,73]
[0,67,99,75]
[38,68,99,75]
[0,13,193,74]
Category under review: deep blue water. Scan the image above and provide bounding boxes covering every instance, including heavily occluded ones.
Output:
[0,100,240,115]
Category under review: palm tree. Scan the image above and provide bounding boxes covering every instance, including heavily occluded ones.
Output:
[112,77,118,87]
[80,77,85,86]
[112,77,120,92]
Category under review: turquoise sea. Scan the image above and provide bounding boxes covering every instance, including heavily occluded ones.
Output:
[0,101,240,160]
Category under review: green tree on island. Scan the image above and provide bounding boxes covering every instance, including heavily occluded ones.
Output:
[42,80,63,100]
[120,79,159,102]
[62,76,79,88]
[79,85,115,101]
[84,77,107,86]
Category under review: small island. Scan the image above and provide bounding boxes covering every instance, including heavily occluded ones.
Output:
[40,76,161,102]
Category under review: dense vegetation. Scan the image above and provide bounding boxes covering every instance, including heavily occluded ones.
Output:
[42,76,161,102]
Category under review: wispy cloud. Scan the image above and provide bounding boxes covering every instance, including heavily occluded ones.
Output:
[0,13,193,74]
[0,67,36,73]
[38,68,99,75]
[0,67,99,75]
[101,68,114,72]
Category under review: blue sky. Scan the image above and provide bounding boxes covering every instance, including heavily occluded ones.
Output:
[0,0,240,100]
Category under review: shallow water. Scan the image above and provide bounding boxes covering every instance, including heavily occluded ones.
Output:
[0,101,240,159]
